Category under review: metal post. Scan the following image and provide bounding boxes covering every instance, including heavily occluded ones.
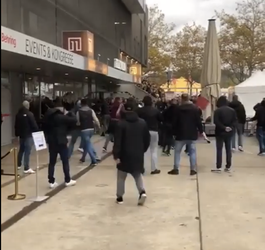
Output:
[7,148,26,200]
[36,151,39,197]
[28,150,48,202]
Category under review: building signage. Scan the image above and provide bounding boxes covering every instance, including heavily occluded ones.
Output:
[62,31,94,59]
[1,26,85,70]
[87,59,108,75]
[114,58,127,72]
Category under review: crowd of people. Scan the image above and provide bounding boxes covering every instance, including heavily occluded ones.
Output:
[13,92,265,205]
[137,80,164,98]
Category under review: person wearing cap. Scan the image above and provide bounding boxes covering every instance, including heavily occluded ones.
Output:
[113,98,150,205]
[14,100,39,174]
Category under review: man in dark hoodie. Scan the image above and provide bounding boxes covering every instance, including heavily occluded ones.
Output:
[162,98,177,156]
[43,97,77,188]
[168,94,207,176]
[113,98,150,205]
[229,95,246,151]
[213,96,237,172]
[250,98,265,155]
[15,101,39,174]
[137,95,162,174]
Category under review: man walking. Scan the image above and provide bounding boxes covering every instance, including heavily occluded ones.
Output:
[250,99,265,155]
[229,95,246,151]
[213,96,237,172]
[113,99,150,205]
[15,101,39,174]
[43,97,77,188]
[76,98,101,166]
[168,94,207,176]
[137,95,162,174]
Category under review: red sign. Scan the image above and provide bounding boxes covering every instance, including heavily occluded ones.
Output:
[196,96,209,110]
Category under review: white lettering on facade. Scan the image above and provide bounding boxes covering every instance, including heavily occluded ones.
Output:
[114,58,127,72]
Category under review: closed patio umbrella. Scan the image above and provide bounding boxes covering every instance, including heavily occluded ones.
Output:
[200,19,221,122]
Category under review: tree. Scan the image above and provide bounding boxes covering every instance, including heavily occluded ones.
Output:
[171,23,206,94]
[216,0,265,84]
[147,5,175,78]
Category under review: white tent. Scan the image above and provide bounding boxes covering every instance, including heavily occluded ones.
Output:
[235,71,265,117]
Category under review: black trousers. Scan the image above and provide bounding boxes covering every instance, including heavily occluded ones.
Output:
[162,124,172,153]
[215,135,232,169]
[48,143,71,183]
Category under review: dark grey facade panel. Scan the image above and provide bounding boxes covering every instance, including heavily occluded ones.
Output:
[2,0,148,66]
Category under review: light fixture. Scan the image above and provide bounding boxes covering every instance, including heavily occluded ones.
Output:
[65,73,69,75]
[36,67,41,70]
[85,76,88,79]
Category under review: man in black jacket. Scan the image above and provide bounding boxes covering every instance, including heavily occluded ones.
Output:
[168,94,207,176]
[113,99,150,205]
[137,95,162,175]
[250,99,265,155]
[15,101,39,174]
[229,95,246,151]
[43,97,77,188]
[213,96,237,172]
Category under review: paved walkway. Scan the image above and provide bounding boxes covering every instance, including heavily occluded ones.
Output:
[1,137,265,250]
[1,135,110,224]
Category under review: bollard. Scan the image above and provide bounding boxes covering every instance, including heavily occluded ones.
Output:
[7,148,26,200]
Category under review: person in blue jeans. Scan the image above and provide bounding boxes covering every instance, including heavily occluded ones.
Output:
[15,101,39,174]
[76,98,101,166]
[168,94,207,176]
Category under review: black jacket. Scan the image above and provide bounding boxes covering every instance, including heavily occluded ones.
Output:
[229,100,246,124]
[172,103,203,141]
[251,104,265,130]
[43,108,77,145]
[137,106,162,132]
[101,102,110,116]
[113,112,150,174]
[14,107,39,138]
[214,106,237,137]
[155,101,167,112]
[162,104,176,133]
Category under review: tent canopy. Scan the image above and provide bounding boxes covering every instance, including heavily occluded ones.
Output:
[235,71,265,117]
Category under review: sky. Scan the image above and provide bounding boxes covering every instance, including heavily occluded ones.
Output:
[145,0,238,30]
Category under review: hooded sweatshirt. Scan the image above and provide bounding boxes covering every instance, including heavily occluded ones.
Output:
[172,102,203,141]
[229,100,246,124]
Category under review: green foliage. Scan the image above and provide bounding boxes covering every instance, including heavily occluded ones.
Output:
[148,5,175,76]
[216,0,265,84]
[171,23,206,85]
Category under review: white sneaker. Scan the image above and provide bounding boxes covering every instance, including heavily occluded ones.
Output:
[49,182,59,189]
[232,148,236,152]
[78,148,84,153]
[238,146,244,152]
[65,179,76,187]
[24,168,35,174]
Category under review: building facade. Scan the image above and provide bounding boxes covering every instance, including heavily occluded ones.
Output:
[1,0,148,67]
[1,0,148,146]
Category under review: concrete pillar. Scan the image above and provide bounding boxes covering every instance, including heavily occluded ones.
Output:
[9,72,23,137]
